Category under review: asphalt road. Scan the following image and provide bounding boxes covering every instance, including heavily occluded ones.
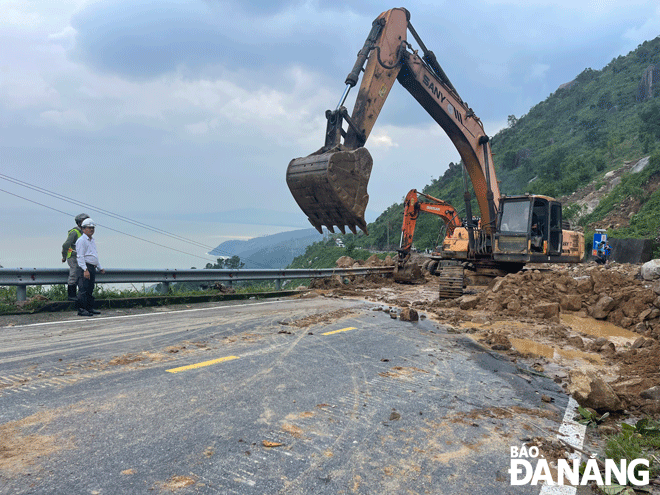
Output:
[0,296,574,494]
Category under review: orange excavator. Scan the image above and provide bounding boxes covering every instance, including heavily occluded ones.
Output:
[394,189,462,283]
[286,7,585,298]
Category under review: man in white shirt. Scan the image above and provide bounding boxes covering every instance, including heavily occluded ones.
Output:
[75,218,106,316]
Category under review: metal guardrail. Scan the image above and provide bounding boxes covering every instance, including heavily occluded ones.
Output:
[0,267,394,302]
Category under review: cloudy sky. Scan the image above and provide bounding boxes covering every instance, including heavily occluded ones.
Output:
[2,0,660,269]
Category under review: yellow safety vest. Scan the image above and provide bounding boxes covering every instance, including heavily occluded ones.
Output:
[66,228,83,259]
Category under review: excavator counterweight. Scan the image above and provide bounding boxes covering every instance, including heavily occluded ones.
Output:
[286,147,372,235]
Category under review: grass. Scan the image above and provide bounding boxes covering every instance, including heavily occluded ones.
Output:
[0,282,287,315]
[593,418,660,493]
[604,419,660,471]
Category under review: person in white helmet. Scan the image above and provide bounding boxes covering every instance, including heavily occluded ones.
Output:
[61,213,90,301]
[75,218,105,316]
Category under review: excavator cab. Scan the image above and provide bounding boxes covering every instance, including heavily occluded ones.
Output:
[494,196,563,261]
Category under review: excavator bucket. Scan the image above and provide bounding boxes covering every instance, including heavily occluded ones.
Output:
[393,252,425,284]
[286,147,372,235]
[393,260,424,284]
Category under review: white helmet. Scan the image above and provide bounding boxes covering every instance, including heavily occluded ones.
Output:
[81,218,96,228]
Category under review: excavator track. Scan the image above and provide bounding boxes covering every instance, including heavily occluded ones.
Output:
[437,263,464,299]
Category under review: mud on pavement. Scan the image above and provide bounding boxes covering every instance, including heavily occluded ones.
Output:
[314,258,660,418]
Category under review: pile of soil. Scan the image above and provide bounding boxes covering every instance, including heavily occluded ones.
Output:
[319,257,660,416]
[443,264,660,338]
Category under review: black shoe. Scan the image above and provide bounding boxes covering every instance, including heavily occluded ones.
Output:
[89,309,101,315]
[78,309,93,317]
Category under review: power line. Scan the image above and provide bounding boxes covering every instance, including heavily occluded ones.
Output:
[0,174,274,268]
[0,173,214,250]
[0,188,215,263]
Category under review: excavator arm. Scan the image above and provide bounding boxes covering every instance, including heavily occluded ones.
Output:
[286,7,500,235]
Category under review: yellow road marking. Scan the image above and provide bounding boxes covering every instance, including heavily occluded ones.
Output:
[166,355,239,374]
[321,327,357,336]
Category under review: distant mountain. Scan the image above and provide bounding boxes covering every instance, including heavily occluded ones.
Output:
[158,208,380,228]
[209,228,324,268]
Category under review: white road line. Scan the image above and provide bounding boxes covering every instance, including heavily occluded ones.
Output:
[1,300,286,329]
[539,396,587,495]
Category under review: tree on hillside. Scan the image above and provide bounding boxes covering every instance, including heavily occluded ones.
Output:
[640,102,660,138]
[205,256,245,269]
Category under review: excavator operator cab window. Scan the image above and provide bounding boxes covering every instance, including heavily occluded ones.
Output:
[530,199,549,252]
[499,200,531,233]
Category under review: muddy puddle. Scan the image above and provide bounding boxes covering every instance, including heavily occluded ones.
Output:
[508,337,603,364]
[560,314,639,344]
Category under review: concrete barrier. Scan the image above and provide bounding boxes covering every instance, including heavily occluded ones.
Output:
[609,238,654,264]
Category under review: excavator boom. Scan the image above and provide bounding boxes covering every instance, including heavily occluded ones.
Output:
[286,7,585,298]
[286,7,500,235]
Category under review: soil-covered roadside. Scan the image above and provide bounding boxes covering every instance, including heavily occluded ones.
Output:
[313,256,660,418]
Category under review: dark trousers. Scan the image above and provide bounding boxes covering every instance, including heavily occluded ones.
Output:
[76,263,96,311]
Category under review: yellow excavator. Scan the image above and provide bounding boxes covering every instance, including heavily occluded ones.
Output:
[286,7,585,297]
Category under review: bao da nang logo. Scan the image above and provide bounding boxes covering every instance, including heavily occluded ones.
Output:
[508,445,650,486]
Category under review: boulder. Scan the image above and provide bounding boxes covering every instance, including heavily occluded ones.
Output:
[560,294,582,311]
[365,254,383,266]
[534,302,560,319]
[399,308,419,322]
[336,256,355,268]
[568,370,623,412]
[640,386,660,402]
[458,295,480,310]
[641,259,660,281]
[506,299,521,312]
[591,295,616,319]
[576,277,594,294]
[490,277,506,293]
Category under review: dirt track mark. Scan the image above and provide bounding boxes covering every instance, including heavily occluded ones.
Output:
[282,309,359,328]
[0,406,78,474]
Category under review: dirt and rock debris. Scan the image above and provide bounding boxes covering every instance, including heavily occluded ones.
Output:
[3,251,660,488]
[313,255,660,420]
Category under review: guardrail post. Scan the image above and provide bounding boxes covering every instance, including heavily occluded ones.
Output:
[17,286,27,302]
[275,279,281,291]
[159,282,170,295]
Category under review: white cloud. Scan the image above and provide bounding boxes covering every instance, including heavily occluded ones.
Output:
[185,120,213,135]
[528,63,550,81]
[48,25,77,46]
[0,69,60,108]
[39,108,89,126]
[2,1,43,27]
[622,6,660,47]
[476,63,509,84]
[369,133,398,149]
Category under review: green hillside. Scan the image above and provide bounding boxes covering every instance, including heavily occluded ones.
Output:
[289,36,660,265]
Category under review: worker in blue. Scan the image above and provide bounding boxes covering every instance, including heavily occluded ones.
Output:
[61,213,90,300]
[596,240,612,265]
